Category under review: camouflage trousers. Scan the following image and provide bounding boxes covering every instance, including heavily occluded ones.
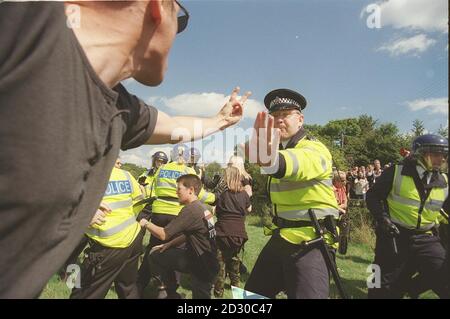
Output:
[214,248,241,298]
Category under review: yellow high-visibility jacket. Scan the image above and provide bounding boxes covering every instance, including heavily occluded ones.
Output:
[85,167,144,248]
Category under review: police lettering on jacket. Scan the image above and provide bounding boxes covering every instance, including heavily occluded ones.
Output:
[105,180,132,196]
[158,169,184,180]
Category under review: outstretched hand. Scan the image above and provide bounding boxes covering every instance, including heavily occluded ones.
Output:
[216,87,252,130]
[243,111,280,167]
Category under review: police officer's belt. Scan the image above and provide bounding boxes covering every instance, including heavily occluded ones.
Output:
[397,224,435,236]
[273,216,324,229]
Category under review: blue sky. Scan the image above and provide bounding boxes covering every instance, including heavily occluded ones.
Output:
[121,0,448,167]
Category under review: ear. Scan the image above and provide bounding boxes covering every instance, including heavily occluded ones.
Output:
[148,0,163,24]
[298,113,305,128]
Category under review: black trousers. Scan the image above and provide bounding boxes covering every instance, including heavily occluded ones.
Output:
[149,247,214,299]
[136,213,177,294]
[70,230,144,299]
[245,234,329,299]
[368,229,449,299]
[59,236,89,278]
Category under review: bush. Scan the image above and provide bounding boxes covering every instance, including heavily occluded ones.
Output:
[347,200,375,248]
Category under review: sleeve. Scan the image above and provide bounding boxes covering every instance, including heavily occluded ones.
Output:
[198,188,216,205]
[245,192,251,209]
[271,141,332,181]
[114,84,158,150]
[126,172,146,214]
[202,175,216,189]
[366,166,395,222]
[164,208,197,239]
[439,196,449,225]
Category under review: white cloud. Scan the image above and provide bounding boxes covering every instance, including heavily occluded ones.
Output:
[120,146,173,167]
[405,97,448,114]
[119,153,147,167]
[377,34,436,56]
[363,0,448,33]
[148,92,264,119]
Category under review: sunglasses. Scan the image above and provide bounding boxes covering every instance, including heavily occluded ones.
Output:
[175,0,189,34]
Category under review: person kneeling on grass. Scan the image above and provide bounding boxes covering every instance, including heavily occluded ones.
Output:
[139,174,219,299]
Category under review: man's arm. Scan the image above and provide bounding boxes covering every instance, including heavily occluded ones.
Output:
[146,87,251,144]
[140,219,167,241]
[151,234,187,254]
[164,234,186,249]
[365,166,395,221]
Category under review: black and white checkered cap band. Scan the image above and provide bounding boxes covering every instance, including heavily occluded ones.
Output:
[269,97,300,109]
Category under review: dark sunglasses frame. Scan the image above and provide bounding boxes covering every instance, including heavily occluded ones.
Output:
[175,0,189,34]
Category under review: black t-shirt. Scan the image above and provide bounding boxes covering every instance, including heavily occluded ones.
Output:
[165,200,219,281]
[215,190,251,238]
[0,2,157,297]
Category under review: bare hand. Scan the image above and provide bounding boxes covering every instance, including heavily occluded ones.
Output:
[139,218,149,228]
[90,202,111,226]
[245,111,280,167]
[216,87,252,130]
[150,244,166,254]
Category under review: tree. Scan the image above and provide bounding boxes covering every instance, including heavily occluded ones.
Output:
[121,162,146,179]
[357,114,377,133]
[204,162,223,180]
[365,123,406,166]
[411,119,425,137]
[437,124,448,139]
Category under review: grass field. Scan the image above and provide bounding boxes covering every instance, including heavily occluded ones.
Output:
[40,215,438,299]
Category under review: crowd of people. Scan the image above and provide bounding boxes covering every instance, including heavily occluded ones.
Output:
[332,160,390,211]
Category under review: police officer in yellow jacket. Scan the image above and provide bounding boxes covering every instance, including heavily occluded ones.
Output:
[366,134,449,299]
[136,151,168,223]
[138,151,169,199]
[136,144,215,297]
[70,159,145,299]
[244,89,340,299]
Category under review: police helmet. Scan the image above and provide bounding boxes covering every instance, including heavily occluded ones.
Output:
[412,134,448,172]
[171,144,190,162]
[189,147,201,163]
[151,151,168,167]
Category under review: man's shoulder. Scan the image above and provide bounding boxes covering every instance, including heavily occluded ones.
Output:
[294,136,332,158]
[177,201,205,222]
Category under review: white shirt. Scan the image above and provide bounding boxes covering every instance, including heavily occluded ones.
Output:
[416,165,431,184]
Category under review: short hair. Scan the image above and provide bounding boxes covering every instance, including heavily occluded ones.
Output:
[177,174,202,196]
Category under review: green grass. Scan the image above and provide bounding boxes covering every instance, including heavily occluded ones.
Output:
[40,215,438,299]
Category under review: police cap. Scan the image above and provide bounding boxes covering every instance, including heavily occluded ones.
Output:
[264,88,307,114]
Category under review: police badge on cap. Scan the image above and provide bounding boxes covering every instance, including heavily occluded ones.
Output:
[264,88,307,114]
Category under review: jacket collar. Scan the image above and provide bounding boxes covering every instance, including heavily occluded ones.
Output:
[400,158,447,195]
[279,127,307,150]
